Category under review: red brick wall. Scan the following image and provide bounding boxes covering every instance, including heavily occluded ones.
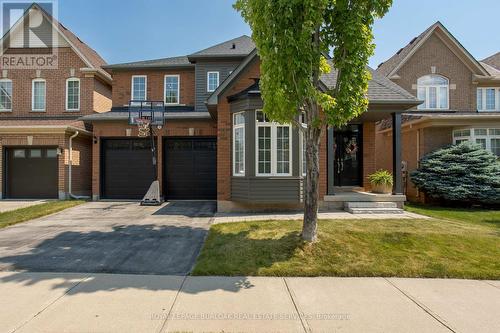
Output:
[0,132,92,198]
[393,33,476,111]
[216,57,261,201]
[362,122,377,190]
[93,78,112,113]
[111,69,195,107]
[0,48,111,117]
[91,119,217,199]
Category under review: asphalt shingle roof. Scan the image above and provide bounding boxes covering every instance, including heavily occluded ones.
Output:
[480,61,500,77]
[320,61,418,103]
[188,35,255,58]
[376,23,437,77]
[103,56,193,70]
[481,52,500,72]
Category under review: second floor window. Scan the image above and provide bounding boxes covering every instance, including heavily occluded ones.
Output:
[207,71,219,92]
[164,75,179,104]
[0,79,12,111]
[66,78,80,111]
[32,79,46,111]
[477,88,499,111]
[417,75,449,110]
[131,75,147,101]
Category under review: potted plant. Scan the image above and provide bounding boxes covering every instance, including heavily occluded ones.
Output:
[368,170,393,194]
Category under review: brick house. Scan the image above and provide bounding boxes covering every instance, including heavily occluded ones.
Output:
[0,4,111,199]
[375,22,500,202]
[83,37,419,212]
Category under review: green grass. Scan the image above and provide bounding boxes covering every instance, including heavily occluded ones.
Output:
[405,203,500,227]
[0,200,85,229]
[193,215,500,279]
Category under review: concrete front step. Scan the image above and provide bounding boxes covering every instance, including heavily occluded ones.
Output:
[347,207,405,214]
[345,201,398,209]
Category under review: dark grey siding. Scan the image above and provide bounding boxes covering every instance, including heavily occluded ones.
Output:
[232,178,303,203]
[195,60,241,111]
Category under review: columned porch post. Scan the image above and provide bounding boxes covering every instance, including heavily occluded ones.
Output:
[327,127,335,195]
[392,112,403,195]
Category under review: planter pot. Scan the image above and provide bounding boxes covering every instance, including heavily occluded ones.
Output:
[371,183,392,194]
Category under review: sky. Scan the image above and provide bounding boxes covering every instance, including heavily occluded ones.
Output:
[53,0,500,68]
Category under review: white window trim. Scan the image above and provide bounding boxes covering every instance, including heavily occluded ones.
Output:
[31,78,46,112]
[65,77,80,111]
[0,78,13,112]
[453,127,500,155]
[207,71,219,92]
[164,74,180,105]
[131,75,147,101]
[255,111,293,177]
[232,112,245,177]
[417,75,449,110]
[477,87,500,112]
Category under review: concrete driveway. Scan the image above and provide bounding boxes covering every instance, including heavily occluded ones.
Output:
[0,201,215,275]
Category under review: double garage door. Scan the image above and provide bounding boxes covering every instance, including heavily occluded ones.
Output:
[101,138,216,200]
[4,147,59,199]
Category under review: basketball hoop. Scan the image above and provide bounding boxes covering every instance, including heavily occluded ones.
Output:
[135,117,151,137]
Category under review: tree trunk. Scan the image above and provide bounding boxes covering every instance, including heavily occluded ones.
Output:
[302,27,322,242]
[302,103,322,242]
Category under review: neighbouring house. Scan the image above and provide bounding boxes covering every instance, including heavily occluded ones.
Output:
[375,21,500,203]
[0,4,111,199]
[82,37,419,212]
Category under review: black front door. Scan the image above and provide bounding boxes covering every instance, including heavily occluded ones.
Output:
[333,125,363,187]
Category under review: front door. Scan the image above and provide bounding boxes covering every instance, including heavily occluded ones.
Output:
[333,125,363,187]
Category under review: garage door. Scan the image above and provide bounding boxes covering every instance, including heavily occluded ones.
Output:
[5,147,58,199]
[101,139,155,199]
[163,137,217,200]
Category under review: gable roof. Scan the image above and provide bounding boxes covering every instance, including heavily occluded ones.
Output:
[188,35,255,60]
[482,52,500,71]
[208,51,419,107]
[103,56,193,70]
[480,61,500,77]
[377,21,488,78]
[321,61,419,103]
[0,3,110,82]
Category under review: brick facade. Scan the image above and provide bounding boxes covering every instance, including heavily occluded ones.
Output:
[0,45,111,199]
[91,119,217,199]
[111,69,195,107]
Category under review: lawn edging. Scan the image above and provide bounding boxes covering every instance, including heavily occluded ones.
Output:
[0,200,86,229]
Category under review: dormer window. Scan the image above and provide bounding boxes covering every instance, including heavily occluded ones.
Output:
[0,79,12,112]
[417,75,449,110]
[32,78,46,111]
[207,71,219,92]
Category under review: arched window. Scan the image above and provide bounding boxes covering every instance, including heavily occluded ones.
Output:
[417,75,449,110]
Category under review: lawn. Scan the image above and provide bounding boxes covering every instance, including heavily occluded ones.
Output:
[0,200,85,229]
[193,209,500,279]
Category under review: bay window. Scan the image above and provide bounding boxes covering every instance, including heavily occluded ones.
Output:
[417,75,449,110]
[256,110,292,176]
[477,88,500,111]
[233,112,245,176]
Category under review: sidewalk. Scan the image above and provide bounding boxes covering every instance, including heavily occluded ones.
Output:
[0,272,498,333]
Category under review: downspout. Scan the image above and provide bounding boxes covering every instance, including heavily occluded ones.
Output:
[68,131,90,200]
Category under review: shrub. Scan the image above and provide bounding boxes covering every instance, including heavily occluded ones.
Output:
[410,142,500,206]
[368,170,393,186]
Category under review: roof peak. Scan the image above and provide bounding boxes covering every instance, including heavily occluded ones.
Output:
[188,35,255,59]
